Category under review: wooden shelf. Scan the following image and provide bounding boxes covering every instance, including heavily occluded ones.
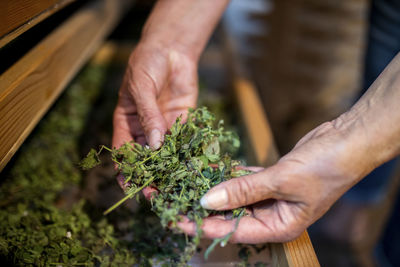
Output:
[225,26,320,267]
[0,0,76,48]
[0,0,132,171]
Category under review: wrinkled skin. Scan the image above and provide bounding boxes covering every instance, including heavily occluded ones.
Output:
[112,43,198,191]
[112,43,198,149]
[177,120,367,243]
[112,0,400,244]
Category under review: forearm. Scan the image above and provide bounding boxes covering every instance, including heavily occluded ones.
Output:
[337,53,400,177]
[140,0,230,60]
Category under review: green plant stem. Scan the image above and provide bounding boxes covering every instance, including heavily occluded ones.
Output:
[196,167,210,189]
[124,150,162,185]
[139,149,162,165]
[179,184,185,200]
[103,177,156,215]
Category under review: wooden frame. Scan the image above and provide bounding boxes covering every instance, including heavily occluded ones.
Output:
[233,76,320,267]
[225,28,320,266]
[0,0,319,263]
[0,0,76,48]
[91,35,321,265]
[0,0,132,171]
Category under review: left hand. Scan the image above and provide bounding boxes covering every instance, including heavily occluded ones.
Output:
[177,119,372,243]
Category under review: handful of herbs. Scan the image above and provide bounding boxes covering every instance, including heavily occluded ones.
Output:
[81,107,251,264]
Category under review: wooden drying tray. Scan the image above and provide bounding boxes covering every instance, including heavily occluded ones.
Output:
[0,0,76,49]
[226,40,320,267]
[234,77,320,267]
[0,0,132,171]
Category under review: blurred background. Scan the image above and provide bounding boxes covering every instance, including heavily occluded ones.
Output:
[223,0,400,266]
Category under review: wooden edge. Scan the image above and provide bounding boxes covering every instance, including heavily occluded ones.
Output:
[0,0,133,171]
[233,76,320,267]
[90,40,136,65]
[283,231,320,267]
[0,0,76,49]
[233,77,279,166]
[224,24,320,266]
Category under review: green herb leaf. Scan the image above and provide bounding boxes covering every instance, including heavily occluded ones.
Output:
[79,149,100,170]
[81,107,251,264]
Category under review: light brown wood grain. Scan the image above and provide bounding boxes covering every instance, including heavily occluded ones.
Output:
[233,76,320,267]
[0,0,55,36]
[234,78,279,166]
[227,28,319,266]
[0,0,75,48]
[284,231,319,267]
[0,0,132,171]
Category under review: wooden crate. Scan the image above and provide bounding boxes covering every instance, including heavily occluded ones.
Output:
[232,76,319,267]
[0,0,76,48]
[0,1,319,265]
[0,0,132,171]
[224,26,320,266]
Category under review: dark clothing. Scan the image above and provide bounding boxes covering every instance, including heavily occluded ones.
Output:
[345,0,400,265]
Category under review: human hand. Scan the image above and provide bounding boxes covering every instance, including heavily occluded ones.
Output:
[177,119,373,243]
[111,0,230,191]
[112,42,198,149]
[112,42,198,189]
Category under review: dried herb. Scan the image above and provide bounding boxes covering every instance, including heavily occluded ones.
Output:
[204,208,245,260]
[0,58,264,266]
[82,107,252,264]
[0,65,135,266]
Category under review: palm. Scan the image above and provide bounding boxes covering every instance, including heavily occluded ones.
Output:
[112,45,198,148]
[178,122,355,244]
[180,161,313,244]
[249,198,309,242]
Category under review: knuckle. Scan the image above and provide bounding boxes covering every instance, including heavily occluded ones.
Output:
[138,107,158,125]
[124,68,158,100]
[270,174,289,196]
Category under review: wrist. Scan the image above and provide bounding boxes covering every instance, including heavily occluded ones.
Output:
[330,109,387,182]
[139,0,229,62]
[139,33,200,63]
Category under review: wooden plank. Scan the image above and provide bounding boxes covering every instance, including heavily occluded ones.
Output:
[224,26,320,266]
[234,78,279,166]
[0,0,56,36]
[233,76,320,267]
[284,231,320,267]
[90,41,136,65]
[0,0,75,48]
[0,0,132,171]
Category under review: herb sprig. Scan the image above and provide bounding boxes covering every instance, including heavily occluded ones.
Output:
[81,107,251,264]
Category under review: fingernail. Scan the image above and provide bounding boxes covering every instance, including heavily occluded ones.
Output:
[149,129,162,150]
[200,188,228,210]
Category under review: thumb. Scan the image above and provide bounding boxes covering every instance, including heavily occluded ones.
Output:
[200,168,277,210]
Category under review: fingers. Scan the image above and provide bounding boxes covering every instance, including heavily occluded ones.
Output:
[177,214,303,244]
[126,58,168,150]
[142,186,158,199]
[112,109,146,149]
[135,94,166,150]
[200,167,277,210]
[234,166,265,172]
[208,165,264,173]
[112,83,147,148]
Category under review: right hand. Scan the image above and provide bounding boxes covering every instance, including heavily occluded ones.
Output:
[112,41,198,190]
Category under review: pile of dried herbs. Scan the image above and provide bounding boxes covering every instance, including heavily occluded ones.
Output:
[0,65,135,266]
[0,57,268,266]
[81,107,252,264]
